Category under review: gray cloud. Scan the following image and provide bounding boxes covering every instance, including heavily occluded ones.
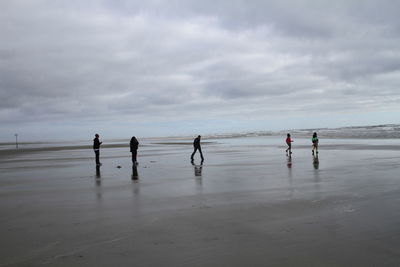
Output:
[1,0,400,139]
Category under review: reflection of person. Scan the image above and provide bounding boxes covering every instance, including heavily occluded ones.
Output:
[95,165,101,187]
[287,155,292,168]
[312,132,319,155]
[313,155,319,169]
[191,161,203,176]
[191,135,204,162]
[96,165,101,178]
[131,164,139,181]
[93,134,102,166]
[130,136,139,164]
[285,133,293,155]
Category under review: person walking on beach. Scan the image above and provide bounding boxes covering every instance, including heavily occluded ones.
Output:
[285,133,293,155]
[93,134,102,166]
[191,135,204,162]
[130,136,139,164]
[312,132,319,155]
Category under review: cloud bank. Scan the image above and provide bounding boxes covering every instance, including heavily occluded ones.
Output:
[1,0,399,139]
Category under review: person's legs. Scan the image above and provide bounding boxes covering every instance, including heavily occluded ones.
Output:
[191,147,198,160]
[95,150,100,165]
[312,144,317,154]
[132,150,137,163]
[198,147,204,161]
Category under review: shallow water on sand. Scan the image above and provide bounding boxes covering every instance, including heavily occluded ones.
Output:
[1,136,399,200]
[1,136,400,266]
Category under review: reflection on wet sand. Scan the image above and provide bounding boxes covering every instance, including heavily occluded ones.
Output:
[312,155,321,198]
[131,164,139,181]
[96,165,101,178]
[191,161,203,177]
[95,165,102,199]
[313,155,319,170]
[286,155,292,169]
[286,155,294,199]
[191,161,203,191]
[131,164,140,197]
[95,165,101,187]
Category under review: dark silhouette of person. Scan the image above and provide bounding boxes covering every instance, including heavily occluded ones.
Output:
[130,136,139,164]
[93,134,102,166]
[191,135,204,162]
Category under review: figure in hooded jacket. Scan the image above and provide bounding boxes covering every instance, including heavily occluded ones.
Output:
[93,134,102,166]
[130,136,139,164]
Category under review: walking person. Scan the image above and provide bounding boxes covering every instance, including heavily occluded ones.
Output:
[191,135,204,162]
[130,136,139,164]
[93,134,102,166]
[285,133,293,155]
[312,132,319,155]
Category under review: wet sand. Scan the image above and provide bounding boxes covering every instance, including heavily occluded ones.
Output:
[1,136,400,266]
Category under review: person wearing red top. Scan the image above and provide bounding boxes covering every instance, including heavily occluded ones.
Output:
[285,133,293,155]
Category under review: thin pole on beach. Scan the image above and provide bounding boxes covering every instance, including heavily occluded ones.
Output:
[15,133,18,149]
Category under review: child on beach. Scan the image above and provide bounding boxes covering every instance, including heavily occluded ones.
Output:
[285,133,293,155]
[312,132,319,155]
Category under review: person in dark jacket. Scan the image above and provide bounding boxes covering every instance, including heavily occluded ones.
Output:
[93,134,102,166]
[130,136,139,164]
[191,135,204,162]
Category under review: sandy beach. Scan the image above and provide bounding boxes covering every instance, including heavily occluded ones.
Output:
[1,136,400,266]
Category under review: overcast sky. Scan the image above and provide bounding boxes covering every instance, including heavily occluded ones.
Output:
[1,0,399,141]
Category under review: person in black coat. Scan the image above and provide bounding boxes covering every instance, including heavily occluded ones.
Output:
[93,133,102,166]
[130,136,139,164]
[191,135,204,162]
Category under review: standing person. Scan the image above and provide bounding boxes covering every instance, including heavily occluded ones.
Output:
[130,136,139,164]
[93,134,102,166]
[191,135,204,162]
[312,132,319,155]
[285,133,293,155]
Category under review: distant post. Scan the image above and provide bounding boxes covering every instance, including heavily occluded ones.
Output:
[15,133,18,149]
